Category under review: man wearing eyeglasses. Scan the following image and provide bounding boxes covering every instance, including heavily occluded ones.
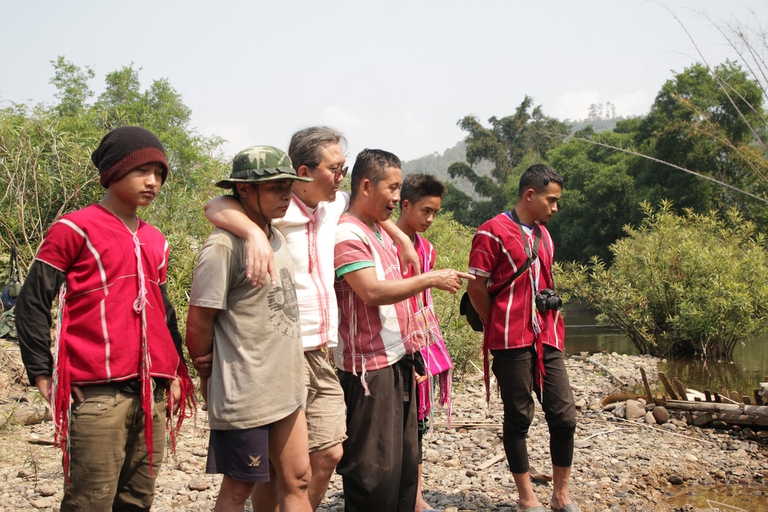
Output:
[204,127,419,510]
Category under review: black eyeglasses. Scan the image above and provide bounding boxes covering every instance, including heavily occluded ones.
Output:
[314,165,348,178]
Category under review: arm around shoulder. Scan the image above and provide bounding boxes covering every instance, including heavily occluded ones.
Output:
[380,218,421,275]
[204,195,275,288]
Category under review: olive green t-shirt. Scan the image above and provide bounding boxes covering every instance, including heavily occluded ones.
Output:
[189,227,305,430]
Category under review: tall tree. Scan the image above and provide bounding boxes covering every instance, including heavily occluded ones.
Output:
[49,56,95,118]
[629,61,767,222]
[1,58,226,330]
[547,124,638,264]
[445,96,570,226]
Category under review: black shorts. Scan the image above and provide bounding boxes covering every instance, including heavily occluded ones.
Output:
[206,426,271,483]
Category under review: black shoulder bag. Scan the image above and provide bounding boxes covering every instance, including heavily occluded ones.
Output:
[1,244,21,311]
[460,212,541,332]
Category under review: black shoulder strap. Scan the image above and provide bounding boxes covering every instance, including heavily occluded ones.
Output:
[489,211,541,294]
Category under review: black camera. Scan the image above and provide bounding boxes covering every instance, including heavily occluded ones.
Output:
[535,288,562,314]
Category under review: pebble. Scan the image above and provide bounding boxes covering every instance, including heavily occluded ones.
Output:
[668,475,684,485]
[188,477,209,491]
[625,399,645,419]
[2,353,767,512]
[28,497,53,508]
[652,406,670,424]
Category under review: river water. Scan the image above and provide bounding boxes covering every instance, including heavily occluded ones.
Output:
[564,312,768,509]
[564,312,768,401]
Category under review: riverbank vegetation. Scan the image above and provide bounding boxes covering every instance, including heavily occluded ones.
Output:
[558,202,768,359]
[3,12,768,368]
[416,14,768,361]
[0,58,225,335]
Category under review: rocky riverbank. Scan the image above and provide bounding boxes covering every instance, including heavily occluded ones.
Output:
[1,351,766,511]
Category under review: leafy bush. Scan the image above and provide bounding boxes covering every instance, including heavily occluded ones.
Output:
[558,201,768,358]
[0,107,103,271]
[422,211,483,378]
[0,58,227,341]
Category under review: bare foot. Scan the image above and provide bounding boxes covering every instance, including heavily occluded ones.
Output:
[415,495,435,512]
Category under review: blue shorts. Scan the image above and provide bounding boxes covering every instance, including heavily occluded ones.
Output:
[206,426,271,483]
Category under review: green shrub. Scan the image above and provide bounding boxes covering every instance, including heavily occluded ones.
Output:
[558,201,768,358]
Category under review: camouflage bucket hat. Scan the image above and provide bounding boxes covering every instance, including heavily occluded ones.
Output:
[215,145,312,189]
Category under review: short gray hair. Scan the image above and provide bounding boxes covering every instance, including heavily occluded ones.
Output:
[288,126,347,170]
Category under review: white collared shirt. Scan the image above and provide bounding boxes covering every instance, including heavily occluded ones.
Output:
[273,191,349,350]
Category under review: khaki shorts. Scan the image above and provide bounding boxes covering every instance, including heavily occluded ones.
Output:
[304,349,347,451]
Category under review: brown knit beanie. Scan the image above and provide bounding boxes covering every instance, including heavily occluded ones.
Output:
[92,126,169,188]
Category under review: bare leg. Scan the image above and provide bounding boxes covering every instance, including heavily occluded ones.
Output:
[269,409,312,511]
[549,465,573,510]
[251,463,278,512]
[307,443,342,509]
[511,472,542,511]
[414,463,433,511]
[214,476,256,512]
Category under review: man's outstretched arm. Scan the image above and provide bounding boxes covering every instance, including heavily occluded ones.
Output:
[341,266,473,307]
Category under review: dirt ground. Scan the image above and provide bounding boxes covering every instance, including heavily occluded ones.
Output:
[2,339,768,511]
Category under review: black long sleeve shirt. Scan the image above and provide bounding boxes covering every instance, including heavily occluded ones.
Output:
[16,260,184,387]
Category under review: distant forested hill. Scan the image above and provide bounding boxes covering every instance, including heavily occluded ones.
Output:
[401,141,491,198]
[402,116,624,197]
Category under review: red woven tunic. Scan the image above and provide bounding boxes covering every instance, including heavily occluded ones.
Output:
[469,212,565,398]
[37,204,191,476]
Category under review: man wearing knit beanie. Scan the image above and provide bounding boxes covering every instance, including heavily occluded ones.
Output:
[92,125,169,187]
[16,126,194,511]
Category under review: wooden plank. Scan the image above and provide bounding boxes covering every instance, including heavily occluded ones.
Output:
[755,390,763,406]
[477,452,507,470]
[665,400,768,418]
[640,367,654,403]
[743,396,751,405]
[693,412,714,426]
[658,372,679,400]
[711,412,768,427]
[704,390,712,402]
[714,393,721,403]
[730,391,741,403]
[0,403,52,427]
[674,379,688,401]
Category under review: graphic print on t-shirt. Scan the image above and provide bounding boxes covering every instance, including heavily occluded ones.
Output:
[268,267,300,337]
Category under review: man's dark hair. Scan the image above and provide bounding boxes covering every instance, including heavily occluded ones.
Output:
[518,164,563,198]
[288,126,346,170]
[350,149,401,200]
[399,173,447,207]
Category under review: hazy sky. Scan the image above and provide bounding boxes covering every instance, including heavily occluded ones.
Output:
[1,1,764,162]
